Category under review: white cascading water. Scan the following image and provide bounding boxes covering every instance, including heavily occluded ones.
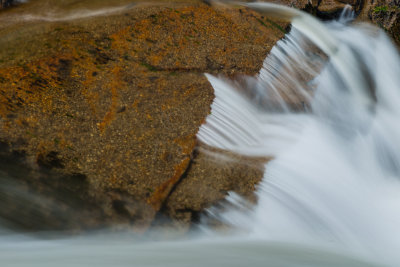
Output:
[200,2,400,265]
[1,3,400,266]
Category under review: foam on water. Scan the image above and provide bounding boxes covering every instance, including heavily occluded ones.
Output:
[198,3,400,265]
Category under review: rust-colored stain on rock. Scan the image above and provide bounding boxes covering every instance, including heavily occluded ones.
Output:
[148,157,191,211]
[0,1,287,231]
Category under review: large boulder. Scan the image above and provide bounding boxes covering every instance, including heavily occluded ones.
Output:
[0,1,285,231]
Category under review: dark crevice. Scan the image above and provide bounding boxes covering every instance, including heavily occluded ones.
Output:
[0,0,22,9]
[154,148,199,223]
[37,151,64,169]
[140,63,224,73]
[112,200,131,217]
[175,208,201,224]
[302,0,364,21]
[56,59,72,82]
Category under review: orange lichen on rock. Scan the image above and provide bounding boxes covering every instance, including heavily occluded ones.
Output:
[148,157,191,211]
[174,134,197,155]
[0,55,72,117]
[0,1,284,231]
[110,26,133,56]
[98,66,122,132]
[147,134,197,211]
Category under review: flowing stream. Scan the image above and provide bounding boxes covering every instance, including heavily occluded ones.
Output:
[1,3,400,266]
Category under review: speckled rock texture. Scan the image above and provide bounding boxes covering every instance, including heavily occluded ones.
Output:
[0,1,285,231]
[360,0,400,47]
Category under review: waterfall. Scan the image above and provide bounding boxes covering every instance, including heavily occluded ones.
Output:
[1,3,400,267]
[198,2,400,265]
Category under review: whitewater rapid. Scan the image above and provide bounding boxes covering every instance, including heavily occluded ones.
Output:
[1,3,400,266]
[199,2,400,265]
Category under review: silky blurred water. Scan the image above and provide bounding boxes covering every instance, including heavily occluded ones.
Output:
[198,3,400,266]
[0,231,382,266]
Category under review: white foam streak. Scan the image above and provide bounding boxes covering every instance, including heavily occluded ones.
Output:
[0,5,134,24]
[199,4,400,266]
[198,75,307,156]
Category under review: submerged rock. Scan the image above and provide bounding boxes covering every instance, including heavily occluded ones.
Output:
[0,1,285,231]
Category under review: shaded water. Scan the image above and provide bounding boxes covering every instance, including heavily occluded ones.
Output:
[0,234,380,266]
[2,2,400,266]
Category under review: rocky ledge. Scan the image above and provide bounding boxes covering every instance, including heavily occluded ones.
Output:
[0,1,285,232]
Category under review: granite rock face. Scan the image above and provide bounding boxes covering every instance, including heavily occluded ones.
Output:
[0,1,285,231]
[363,0,400,46]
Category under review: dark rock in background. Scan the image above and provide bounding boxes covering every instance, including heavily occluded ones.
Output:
[363,0,400,46]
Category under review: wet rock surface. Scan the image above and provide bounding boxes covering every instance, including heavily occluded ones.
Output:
[0,1,284,231]
[282,0,399,47]
[362,0,400,46]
